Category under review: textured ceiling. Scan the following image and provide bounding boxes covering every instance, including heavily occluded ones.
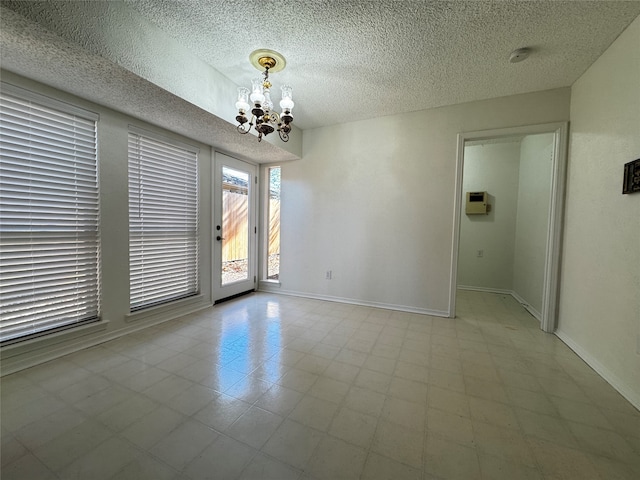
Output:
[0,2,298,163]
[1,0,639,147]
[122,0,640,130]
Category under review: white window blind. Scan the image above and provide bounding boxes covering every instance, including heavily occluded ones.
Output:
[0,85,100,343]
[128,129,199,311]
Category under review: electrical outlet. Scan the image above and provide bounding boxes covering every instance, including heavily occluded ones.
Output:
[477,250,484,258]
[325,270,332,280]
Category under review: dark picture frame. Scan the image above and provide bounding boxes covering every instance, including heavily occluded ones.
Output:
[622,158,640,194]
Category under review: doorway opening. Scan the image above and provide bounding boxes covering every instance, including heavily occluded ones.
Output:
[449,123,568,332]
[213,153,258,303]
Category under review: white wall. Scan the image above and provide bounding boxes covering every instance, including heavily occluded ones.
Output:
[512,133,554,315]
[272,88,571,315]
[557,16,640,408]
[0,72,214,374]
[458,141,521,291]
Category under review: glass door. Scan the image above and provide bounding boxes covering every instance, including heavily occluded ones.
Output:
[213,153,257,302]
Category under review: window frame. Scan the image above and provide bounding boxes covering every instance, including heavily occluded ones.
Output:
[127,126,200,312]
[262,165,281,283]
[0,82,101,345]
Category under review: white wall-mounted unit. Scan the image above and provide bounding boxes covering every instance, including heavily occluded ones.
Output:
[465,191,489,215]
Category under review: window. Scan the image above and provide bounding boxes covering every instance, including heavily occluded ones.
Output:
[128,128,199,311]
[266,166,281,280]
[0,84,100,343]
[221,167,250,285]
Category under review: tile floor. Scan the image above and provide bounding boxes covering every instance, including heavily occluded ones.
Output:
[1,291,639,479]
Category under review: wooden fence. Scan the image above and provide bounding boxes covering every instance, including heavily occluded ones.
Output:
[222,190,248,262]
[222,191,280,262]
[268,199,280,257]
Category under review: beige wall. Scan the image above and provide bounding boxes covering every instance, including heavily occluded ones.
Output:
[274,88,570,314]
[557,15,640,408]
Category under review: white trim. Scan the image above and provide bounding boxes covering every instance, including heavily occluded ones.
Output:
[457,285,512,295]
[259,280,281,292]
[450,122,568,331]
[555,330,640,411]
[259,165,268,282]
[510,290,542,322]
[258,287,450,317]
[540,122,569,332]
[212,153,259,302]
[1,320,109,360]
[260,164,282,283]
[125,294,206,322]
[448,134,466,318]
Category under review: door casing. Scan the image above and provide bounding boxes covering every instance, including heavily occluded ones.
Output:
[449,122,569,332]
[213,152,258,302]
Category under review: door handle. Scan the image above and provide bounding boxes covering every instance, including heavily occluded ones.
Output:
[216,235,225,241]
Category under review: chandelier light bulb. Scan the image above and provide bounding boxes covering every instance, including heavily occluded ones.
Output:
[250,78,265,105]
[264,90,274,112]
[235,87,250,112]
[279,85,294,111]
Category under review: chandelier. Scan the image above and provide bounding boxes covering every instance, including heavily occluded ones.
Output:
[235,49,294,142]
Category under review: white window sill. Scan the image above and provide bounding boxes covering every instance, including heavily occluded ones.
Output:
[1,319,109,360]
[125,294,206,323]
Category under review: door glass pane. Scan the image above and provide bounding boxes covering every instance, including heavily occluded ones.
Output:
[222,167,249,285]
[267,167,281,280]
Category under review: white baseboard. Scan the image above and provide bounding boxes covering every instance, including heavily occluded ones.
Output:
[510,290,542,322]
[258,287,449,318]
[457,286,542,322]
[555,329,640,411]
[457,285,512,295]
[258,281,282,293]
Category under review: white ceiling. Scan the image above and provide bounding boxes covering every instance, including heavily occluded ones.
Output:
[122,0,640,130]
[1,1,639,149]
